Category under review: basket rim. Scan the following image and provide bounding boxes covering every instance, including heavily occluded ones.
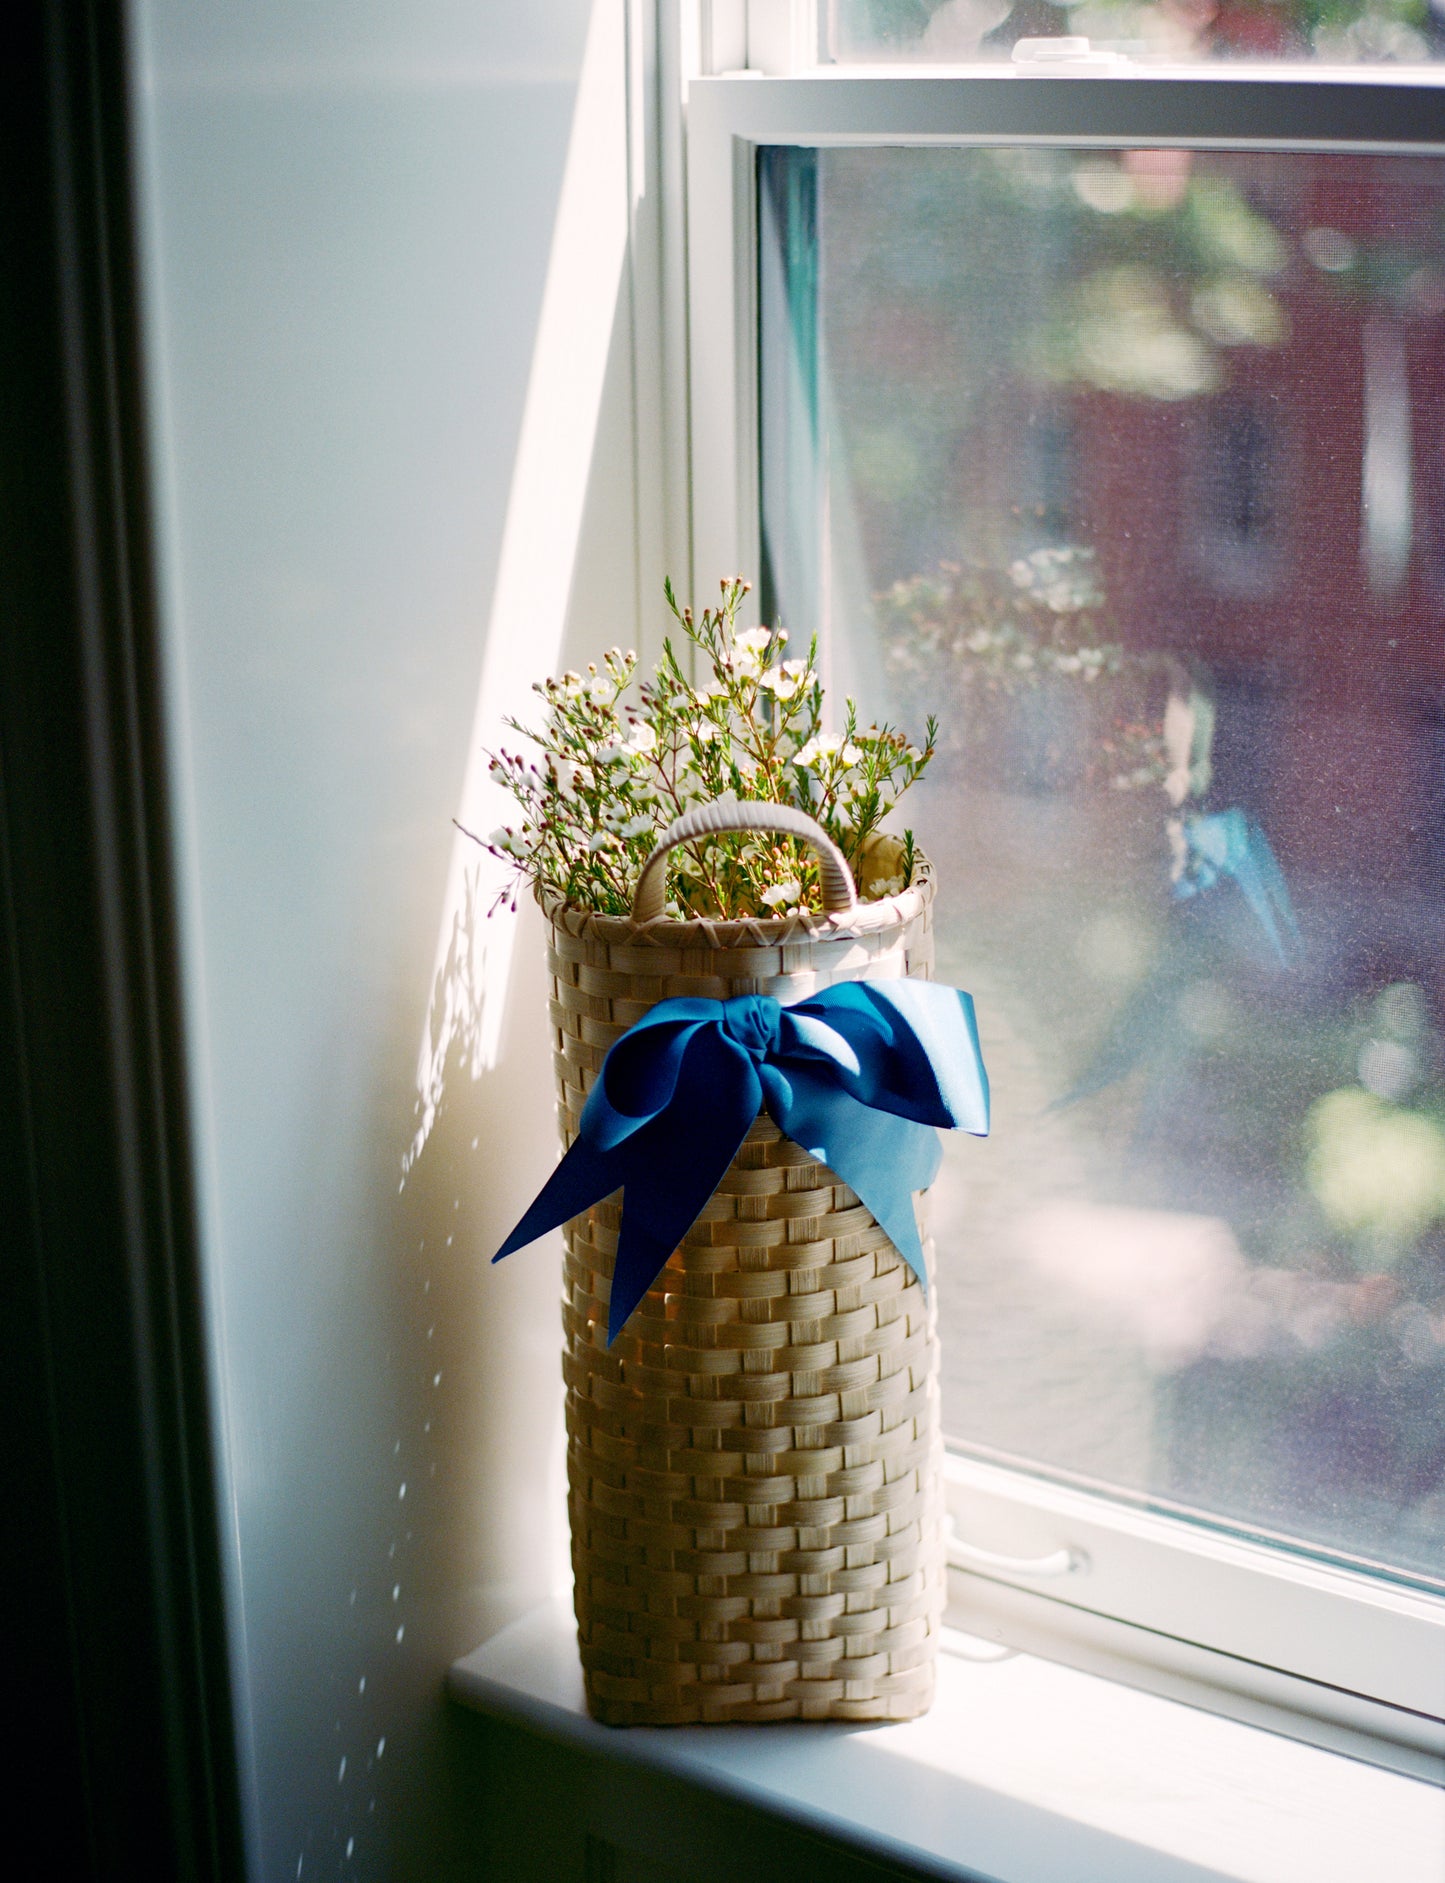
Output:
[537,847,935,947]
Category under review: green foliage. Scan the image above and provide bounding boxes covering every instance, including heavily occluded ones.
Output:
[838,0,1434,59]
[832,0,954,51]
[478,578,935,919]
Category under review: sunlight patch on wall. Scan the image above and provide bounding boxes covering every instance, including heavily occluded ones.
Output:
[407,0,628,1173]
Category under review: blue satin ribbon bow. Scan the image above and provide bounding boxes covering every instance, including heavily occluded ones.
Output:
[494,979,990,1343]
[1174,808,1300,966]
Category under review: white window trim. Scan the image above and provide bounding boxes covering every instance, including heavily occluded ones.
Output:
[680,59,1445,1772]
[946,1453,1444,1778]
[451,1594,1445,1883]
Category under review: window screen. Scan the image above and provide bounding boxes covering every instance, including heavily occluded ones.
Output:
[759,141,1445,1588]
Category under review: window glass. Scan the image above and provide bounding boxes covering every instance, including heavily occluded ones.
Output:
[827,0,1445,64]
[759,141,1445,1587]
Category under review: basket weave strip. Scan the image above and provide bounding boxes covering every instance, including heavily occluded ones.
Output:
[544,861,946,1725]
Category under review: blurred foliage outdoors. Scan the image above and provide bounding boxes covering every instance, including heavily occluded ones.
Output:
[832,0,1445,63]
[825,145,1445,582]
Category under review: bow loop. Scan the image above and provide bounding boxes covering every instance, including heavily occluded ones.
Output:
[495,976,989,1344]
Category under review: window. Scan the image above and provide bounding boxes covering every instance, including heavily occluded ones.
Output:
[685,32,1445,1770]
[1190,389,1287,594]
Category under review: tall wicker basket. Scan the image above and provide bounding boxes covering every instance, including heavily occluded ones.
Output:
[541,803,945,1725]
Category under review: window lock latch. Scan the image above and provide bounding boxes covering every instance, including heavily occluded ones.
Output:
[946,1516,1090,1579]
[1011,36,1134,76]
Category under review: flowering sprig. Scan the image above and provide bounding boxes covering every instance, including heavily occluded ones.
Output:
[474,577,935,918]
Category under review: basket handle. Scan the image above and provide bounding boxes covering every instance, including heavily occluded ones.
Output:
[631,799,858,924]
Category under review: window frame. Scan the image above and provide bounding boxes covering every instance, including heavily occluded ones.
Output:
[684,63,1445,1773]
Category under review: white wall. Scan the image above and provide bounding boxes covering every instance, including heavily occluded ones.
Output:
[127,2,642,1873]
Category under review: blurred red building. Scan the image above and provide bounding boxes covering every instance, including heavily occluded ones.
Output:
[1064,155,1445,920]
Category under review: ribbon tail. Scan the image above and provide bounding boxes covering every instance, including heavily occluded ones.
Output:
[769,1070,940,1293]
[604,1026,762,1344]
[828,1135,936,1292]
[606,1122,747,1343]
[492,1135,623,1263]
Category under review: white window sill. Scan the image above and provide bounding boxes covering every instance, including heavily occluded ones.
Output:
[449,1596,1445,1883]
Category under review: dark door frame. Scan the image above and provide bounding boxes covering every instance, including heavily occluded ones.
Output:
[0,4,245,1875]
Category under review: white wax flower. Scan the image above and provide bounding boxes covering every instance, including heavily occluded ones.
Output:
[624,720,657,754]
[795,732,861,768]
[760,879,801,908]
[730,626,773,676]
[758,659,808,699]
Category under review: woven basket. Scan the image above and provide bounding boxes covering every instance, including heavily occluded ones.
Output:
[542,802,945,1725]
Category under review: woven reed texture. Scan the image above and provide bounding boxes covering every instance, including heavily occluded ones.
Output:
[542,860,947,1726]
